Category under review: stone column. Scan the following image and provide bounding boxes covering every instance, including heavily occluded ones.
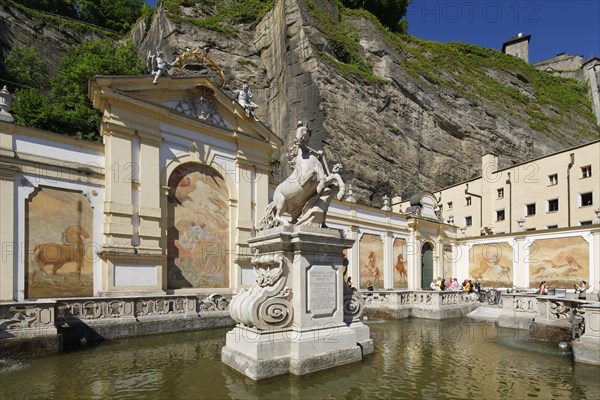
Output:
[383,232,393,289]
[407,221,419,290]
[0,163,19,301]
[222,226,373,380]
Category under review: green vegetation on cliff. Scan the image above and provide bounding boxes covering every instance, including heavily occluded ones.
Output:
[8,41,145,140]
[11,0,151,33]
[391,35,597,136]
[306,0,597,137]
[306,0,384,84]
[163,0,275,34]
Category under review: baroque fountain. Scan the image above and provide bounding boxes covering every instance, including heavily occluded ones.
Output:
[222,122,372,380]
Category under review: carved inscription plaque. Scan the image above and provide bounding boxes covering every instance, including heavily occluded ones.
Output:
[307,265,337,317]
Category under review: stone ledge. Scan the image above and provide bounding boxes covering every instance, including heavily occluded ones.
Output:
[222,346,290,380]
[0,334,62,358]
[572,338,600,366]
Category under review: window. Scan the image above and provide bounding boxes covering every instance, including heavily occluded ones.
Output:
[548,199,559,212]
[447,202,453,210]
[581,165,592,178]
[497,188,504,199]
[580,192,593,207]
[580,220,592,226]
[466,196,472,206]
[547,225,558,229]
[465,216,472,226]
[526,203,536,216]
[548,174,558,186]
[496,209,505,222]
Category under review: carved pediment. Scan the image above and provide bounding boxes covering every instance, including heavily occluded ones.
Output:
[168,85,233,129]
[89,76,283,148]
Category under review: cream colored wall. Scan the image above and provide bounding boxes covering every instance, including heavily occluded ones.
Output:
[320,201,456,291]
[403,140,600,235]
[90,76,280,295]
[0,123,105,301]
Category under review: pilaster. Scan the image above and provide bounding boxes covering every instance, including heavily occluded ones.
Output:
[0,165,20,300]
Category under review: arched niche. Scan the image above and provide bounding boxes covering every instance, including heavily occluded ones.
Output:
[421,241,435,290]
[166,163,230,289]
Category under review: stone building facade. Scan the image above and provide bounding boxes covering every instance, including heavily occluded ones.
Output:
[502,33,531,63]
[1,76,599,305]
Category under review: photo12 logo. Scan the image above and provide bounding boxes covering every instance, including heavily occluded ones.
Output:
[407,1,540,24]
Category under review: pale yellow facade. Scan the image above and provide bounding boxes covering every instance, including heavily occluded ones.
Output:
[399,140,600,237]
[1,77,599,302]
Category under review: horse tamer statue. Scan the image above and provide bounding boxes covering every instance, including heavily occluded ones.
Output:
[259,122,345,229]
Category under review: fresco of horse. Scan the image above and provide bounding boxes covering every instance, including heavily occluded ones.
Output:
[359,234,383,289]
[26,187,94,298]
[30,225,90,284]
[468,243,513,287]
[529,237,589,288]
[393,239,408,288]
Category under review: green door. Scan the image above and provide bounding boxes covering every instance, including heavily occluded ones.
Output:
[421,243,434,289]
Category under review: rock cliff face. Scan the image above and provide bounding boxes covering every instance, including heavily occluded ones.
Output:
[2,0,599,206]
[0,1,109,77]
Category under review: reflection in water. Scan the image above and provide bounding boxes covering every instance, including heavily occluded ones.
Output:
[1,319,599,399]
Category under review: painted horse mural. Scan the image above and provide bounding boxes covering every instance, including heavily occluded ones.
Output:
[30,224,90,286]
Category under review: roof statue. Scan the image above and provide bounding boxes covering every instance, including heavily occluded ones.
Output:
[233,83,258,119]
[147,47,225,87]
[258,121,346,229]
[147,48,179,84]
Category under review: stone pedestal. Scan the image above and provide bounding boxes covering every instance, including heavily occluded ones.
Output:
[572,303,600,366]
[222,225,372,380]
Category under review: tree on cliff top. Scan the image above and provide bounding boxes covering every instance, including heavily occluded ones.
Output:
[342,0,411,32]
[13,0,149,33]
[9,40,145,140]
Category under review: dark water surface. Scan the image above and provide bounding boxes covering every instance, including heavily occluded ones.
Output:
[1,318,599,399]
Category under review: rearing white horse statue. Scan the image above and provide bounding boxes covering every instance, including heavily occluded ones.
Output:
[259,122,345,229]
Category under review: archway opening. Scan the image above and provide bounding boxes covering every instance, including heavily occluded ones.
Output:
[421,242,434,289]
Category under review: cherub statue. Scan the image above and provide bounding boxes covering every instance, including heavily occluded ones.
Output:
[233,83,258,119]
[147,48,179,84]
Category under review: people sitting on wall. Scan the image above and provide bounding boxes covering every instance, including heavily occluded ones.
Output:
[444,278,452,290]
[465,280,472,293]
[440,278,446,291]
[574,280,587,299]
[538,281,549,295]
[367,280,374,292]
[435,277,442,291]
[452,278,460,291]
[474,279,481,294]
[347,276,353,288]
[430,280,436,291]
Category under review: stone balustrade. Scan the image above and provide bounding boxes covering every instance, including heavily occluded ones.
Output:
[0,301,57,338]
[1,293,233,357]
[56,295,200,326]
[362,290,479,320]
[498,293,539,328]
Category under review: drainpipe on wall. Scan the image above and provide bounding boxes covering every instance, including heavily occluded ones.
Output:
[567,153,575,227]
[465,183,483,232]
[506,172,512,233]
